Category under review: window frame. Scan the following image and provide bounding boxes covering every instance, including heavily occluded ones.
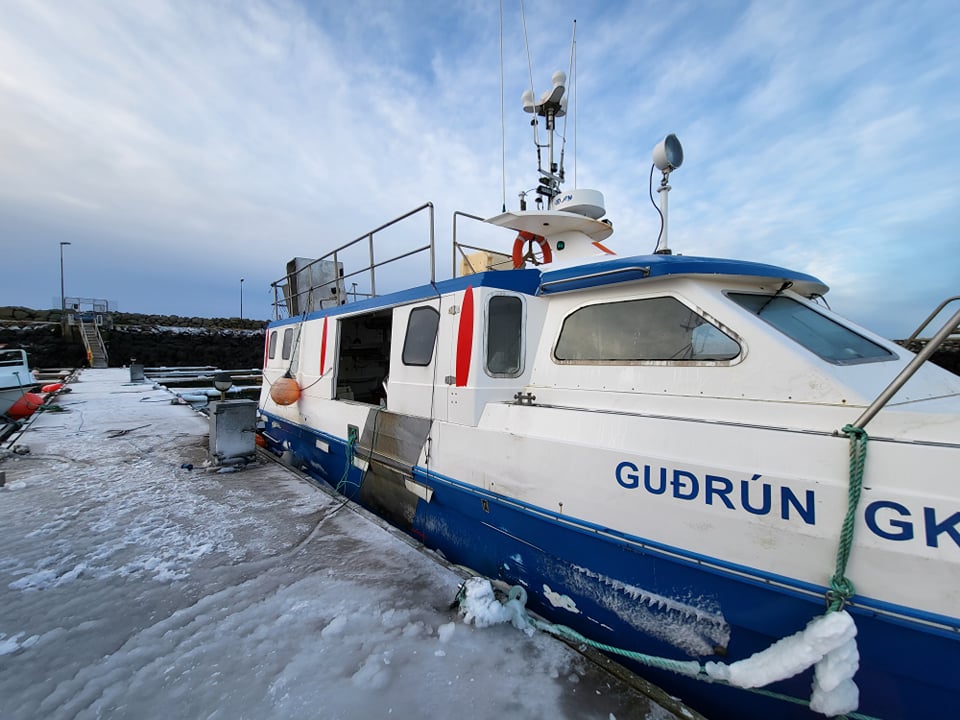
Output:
[401,305,440,367]
[281,327,294,360]
[268,330,278,360]
[552,295,742,366]
[483,293,525,378]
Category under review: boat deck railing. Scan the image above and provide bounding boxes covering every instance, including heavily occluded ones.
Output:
[904,295,960,343]
[270,203,436,320]
[852,302,960,430]
[451,211,514,275]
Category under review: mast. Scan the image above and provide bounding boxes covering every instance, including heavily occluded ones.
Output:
[521,71,568,210]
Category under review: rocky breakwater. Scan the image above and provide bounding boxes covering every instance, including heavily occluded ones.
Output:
[0,307,266,369]
[0,307,86,368]
[106,313,266,368]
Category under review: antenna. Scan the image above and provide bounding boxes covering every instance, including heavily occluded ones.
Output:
[522,71,568,208]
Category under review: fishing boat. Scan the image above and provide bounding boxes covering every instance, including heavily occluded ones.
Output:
[257,69,960,719]
[0,348,35,417]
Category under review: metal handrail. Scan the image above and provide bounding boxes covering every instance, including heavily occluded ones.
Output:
[452,211,494,276]
[904,295,960,342]
[849,306,960,430]
[270,203,435,319]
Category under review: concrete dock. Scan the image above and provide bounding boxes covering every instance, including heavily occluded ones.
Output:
[0,369,700,720]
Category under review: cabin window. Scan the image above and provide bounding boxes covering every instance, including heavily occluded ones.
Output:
[486,295,523,377]
[728,293,895,364]
[268,330,278,360]
[555,297,740,363]
[402,306,440,366]
[281,328,294,360]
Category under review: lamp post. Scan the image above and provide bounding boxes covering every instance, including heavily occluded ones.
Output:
[59,241,72,313]
[240,277,245,320]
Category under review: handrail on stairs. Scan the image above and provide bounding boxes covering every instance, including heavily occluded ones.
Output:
[78,316,109,367]
[849,306,960,431]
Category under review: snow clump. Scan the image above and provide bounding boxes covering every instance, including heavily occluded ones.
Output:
[458,578,533,634]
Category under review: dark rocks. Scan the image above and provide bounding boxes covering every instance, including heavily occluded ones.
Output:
[1,306,266,369]
[106,327,265,368]
[0,323,84,368]
[897,338,960,376]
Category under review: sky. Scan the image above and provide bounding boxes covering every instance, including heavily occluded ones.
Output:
[0,371,675,719]
[0,0,957,337]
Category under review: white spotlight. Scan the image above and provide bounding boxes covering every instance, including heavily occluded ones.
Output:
[652,134,683,172]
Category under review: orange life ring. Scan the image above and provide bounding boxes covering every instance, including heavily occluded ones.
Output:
[512,230,552,268]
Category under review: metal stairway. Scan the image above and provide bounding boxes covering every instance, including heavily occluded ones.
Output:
[78,317,109,368]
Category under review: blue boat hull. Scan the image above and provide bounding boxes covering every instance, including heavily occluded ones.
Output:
[261,411,960,720]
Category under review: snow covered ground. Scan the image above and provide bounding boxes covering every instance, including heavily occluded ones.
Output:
[0,369,683,720]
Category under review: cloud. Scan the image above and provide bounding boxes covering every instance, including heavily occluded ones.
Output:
[0,0,956,336]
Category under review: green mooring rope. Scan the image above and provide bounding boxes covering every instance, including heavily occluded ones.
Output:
[526,611,880,720]
[827,424,869,611]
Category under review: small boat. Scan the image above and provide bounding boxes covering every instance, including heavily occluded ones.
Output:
[257,68,960,719]
[0,348,36,417]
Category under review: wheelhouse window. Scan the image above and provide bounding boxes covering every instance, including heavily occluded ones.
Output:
[486,295,523,377]
[728,293,895,365]
[555,297,740,362]
[402,306,440,366]
[281,328,294,360]
[268,330,278,359]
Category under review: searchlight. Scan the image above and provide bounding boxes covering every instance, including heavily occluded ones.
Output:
[651,134,683,254]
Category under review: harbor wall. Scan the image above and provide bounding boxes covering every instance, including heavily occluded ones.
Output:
[0,306,266,369]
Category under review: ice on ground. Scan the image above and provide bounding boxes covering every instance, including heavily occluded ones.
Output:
[0,369,671,720]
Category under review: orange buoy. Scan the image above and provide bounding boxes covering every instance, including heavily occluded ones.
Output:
[6,392,44,420]
[42,383,63,393]
[255,433,267,448]
[270,375,301,406]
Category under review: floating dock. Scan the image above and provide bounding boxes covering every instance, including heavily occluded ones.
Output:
[0,368,702,720]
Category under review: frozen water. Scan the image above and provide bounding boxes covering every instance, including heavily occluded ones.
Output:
[0,370,676,720]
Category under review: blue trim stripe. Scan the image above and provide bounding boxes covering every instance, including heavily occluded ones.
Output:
[416,464,960,635]
[539,254,829,296]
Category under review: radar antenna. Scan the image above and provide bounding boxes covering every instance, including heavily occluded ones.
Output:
[521,71,568,209]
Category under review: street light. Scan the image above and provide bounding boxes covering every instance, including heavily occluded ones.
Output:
[59,241,72,313]
[240,277,245,320]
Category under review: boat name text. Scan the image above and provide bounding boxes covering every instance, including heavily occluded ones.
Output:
[614,461,960,548]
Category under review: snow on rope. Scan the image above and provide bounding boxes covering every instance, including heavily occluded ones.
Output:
[456,577,863,718]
